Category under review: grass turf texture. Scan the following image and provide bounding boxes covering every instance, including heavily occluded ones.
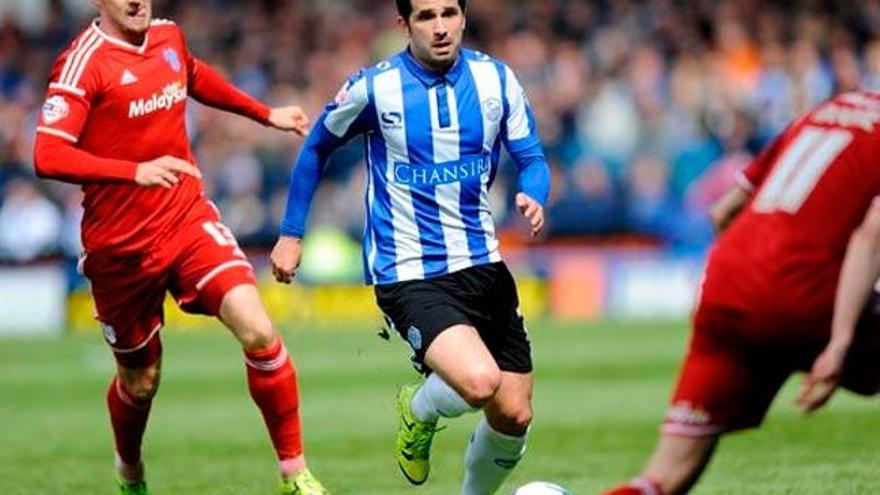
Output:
[0,321,877,495]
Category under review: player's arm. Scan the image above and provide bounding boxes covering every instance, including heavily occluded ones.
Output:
[33,82,199,186]
[797,197,880,413]
[271,73,374,283]
[185,55,308,136]
[35,136,199,188]
[710,131,789,233]
[709,184,751,233]
[500,66,551,237]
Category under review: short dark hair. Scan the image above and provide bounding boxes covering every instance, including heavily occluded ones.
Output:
[395,0,467,21]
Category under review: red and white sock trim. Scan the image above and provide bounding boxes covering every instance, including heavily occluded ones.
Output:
[661,422,724,437]
[245,343,290,372]
[629,477,663,495]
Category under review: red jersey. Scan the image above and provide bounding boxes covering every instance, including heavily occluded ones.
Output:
[33,19,270,254]
[704,92,880,323]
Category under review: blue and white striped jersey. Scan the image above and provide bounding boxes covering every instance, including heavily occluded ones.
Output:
[281,48,550,285]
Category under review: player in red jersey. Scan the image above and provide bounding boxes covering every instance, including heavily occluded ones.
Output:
[600,91,880,495]
[32,1,330,494]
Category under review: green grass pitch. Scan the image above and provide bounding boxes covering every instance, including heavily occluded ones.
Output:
[0,321,877,494]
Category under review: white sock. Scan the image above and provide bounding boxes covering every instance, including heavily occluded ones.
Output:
[411,373,476,422]
[461,418,527,495]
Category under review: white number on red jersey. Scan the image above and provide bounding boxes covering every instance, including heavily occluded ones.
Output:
[753,126,853,214]
[202,221,245,258]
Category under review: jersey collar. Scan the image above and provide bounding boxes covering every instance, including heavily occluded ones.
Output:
[401,47,464,87]
[91,19,150,54]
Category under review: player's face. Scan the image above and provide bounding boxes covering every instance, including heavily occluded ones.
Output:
[399,0,465,71]
[92,0,152,37]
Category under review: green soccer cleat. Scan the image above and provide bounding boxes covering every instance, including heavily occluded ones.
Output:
[279,468,331,495]
[395,383,443,485]
[117,480,149,495]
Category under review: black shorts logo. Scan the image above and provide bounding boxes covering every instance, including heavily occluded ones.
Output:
[407,326,423,351]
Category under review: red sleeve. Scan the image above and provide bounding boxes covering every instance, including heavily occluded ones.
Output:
[34,135,138,183]
[182,33,270,125]
[33,45,139,183]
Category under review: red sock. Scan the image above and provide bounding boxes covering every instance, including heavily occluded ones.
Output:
[107,377,152,466]
[244,338,303,460]
[602,478,664,495]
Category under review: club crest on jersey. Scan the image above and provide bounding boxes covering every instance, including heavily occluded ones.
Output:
[163,47,181,72]
[41,95,70,124]
[483,97,502,122]
[100,322,117,345]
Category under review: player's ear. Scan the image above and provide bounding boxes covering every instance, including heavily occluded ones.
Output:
[396,14,411,35]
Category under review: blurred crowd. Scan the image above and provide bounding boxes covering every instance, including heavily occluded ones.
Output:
[3,0,880,263]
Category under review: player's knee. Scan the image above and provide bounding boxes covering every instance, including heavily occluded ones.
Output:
[509,404,533,432]
[121,366,161,402]
[494,402,532,436]
[235,313,276,352]
[239,326,276,352]
[458,367,502,407]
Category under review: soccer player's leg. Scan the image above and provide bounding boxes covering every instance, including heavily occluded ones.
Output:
[84,252,167,495]
[462,372,532,495]
[600,312,791,495]
[396,325,492,485]
[377,279,492,484]
[462,264,533,495]
[170,216,329,494]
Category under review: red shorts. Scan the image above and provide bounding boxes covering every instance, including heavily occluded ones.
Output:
[81,202,257,368]
[663,303,880,437]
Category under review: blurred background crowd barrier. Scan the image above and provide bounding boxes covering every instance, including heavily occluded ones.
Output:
[2,0,878,333]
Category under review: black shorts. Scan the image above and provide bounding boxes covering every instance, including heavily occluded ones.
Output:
[375,262,532,374]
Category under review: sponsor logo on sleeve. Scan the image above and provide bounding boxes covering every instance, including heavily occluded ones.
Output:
[41,95,70,124]
[334,83,350,105]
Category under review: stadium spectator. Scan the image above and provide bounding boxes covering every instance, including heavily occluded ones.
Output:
[0,177,61,262]
[5,0,880,259]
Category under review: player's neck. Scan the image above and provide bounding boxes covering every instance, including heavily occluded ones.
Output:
[408,47,456,75]
[96,16,147,47]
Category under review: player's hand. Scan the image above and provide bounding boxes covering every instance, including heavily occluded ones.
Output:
[268,106,310,136]
[796,338,849,414]
[135,156,201,189]
[270,235,303,284]
[516,192,545,237]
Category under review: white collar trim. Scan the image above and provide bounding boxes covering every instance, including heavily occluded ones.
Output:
[91,19,149,54]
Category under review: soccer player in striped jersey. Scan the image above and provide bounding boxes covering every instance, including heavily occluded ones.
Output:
[32,1,330,494]
[271,1,551,493]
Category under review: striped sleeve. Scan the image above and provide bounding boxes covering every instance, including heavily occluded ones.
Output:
[323,74,372,139]
[280,71,375,237]
[37,30,103,143]
[501,66,540,150]
[500,65,550,205]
